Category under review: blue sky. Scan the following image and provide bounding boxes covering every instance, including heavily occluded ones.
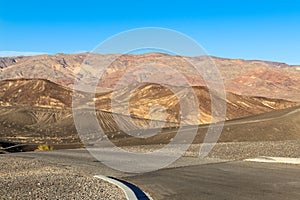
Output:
[0,0,299,64]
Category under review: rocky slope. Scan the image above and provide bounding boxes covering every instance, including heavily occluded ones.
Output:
[225,68,300,101]
[0,78,73,108]
[95,83,299,124]
[1,53,299,101]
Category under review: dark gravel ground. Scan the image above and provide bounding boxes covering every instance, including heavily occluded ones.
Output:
[0,157,126,200]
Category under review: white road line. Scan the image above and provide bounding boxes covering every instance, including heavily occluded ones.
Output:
[94,175,140,200]
[244,156,300,164]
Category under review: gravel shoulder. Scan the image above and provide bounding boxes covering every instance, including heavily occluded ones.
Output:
[0,156,126,200]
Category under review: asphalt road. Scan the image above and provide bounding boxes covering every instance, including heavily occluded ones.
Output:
[124,161,300,200]
[8,148,226,177]
[8,149,300,200]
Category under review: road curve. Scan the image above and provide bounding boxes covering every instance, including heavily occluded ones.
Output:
[6,149,300,200]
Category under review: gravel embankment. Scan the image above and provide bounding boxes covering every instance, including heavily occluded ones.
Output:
[0,156,126,200]
[121,140,300,160]
[206,140,300,160]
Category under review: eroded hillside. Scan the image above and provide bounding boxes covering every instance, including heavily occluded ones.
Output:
[0,79,298,125]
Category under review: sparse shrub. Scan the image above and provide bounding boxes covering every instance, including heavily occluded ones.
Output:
[35,143,54,151]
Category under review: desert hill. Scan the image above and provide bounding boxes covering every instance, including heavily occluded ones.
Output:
[0,79,298,125]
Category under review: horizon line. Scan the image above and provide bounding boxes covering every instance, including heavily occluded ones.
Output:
[0,50,298,66]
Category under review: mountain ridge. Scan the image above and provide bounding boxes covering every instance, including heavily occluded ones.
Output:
[1,53,299,102]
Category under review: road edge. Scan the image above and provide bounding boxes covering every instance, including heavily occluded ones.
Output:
[244,156,300,164]
[94,175,152,200]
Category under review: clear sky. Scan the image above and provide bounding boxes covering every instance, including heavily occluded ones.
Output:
[0,0,299,64]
